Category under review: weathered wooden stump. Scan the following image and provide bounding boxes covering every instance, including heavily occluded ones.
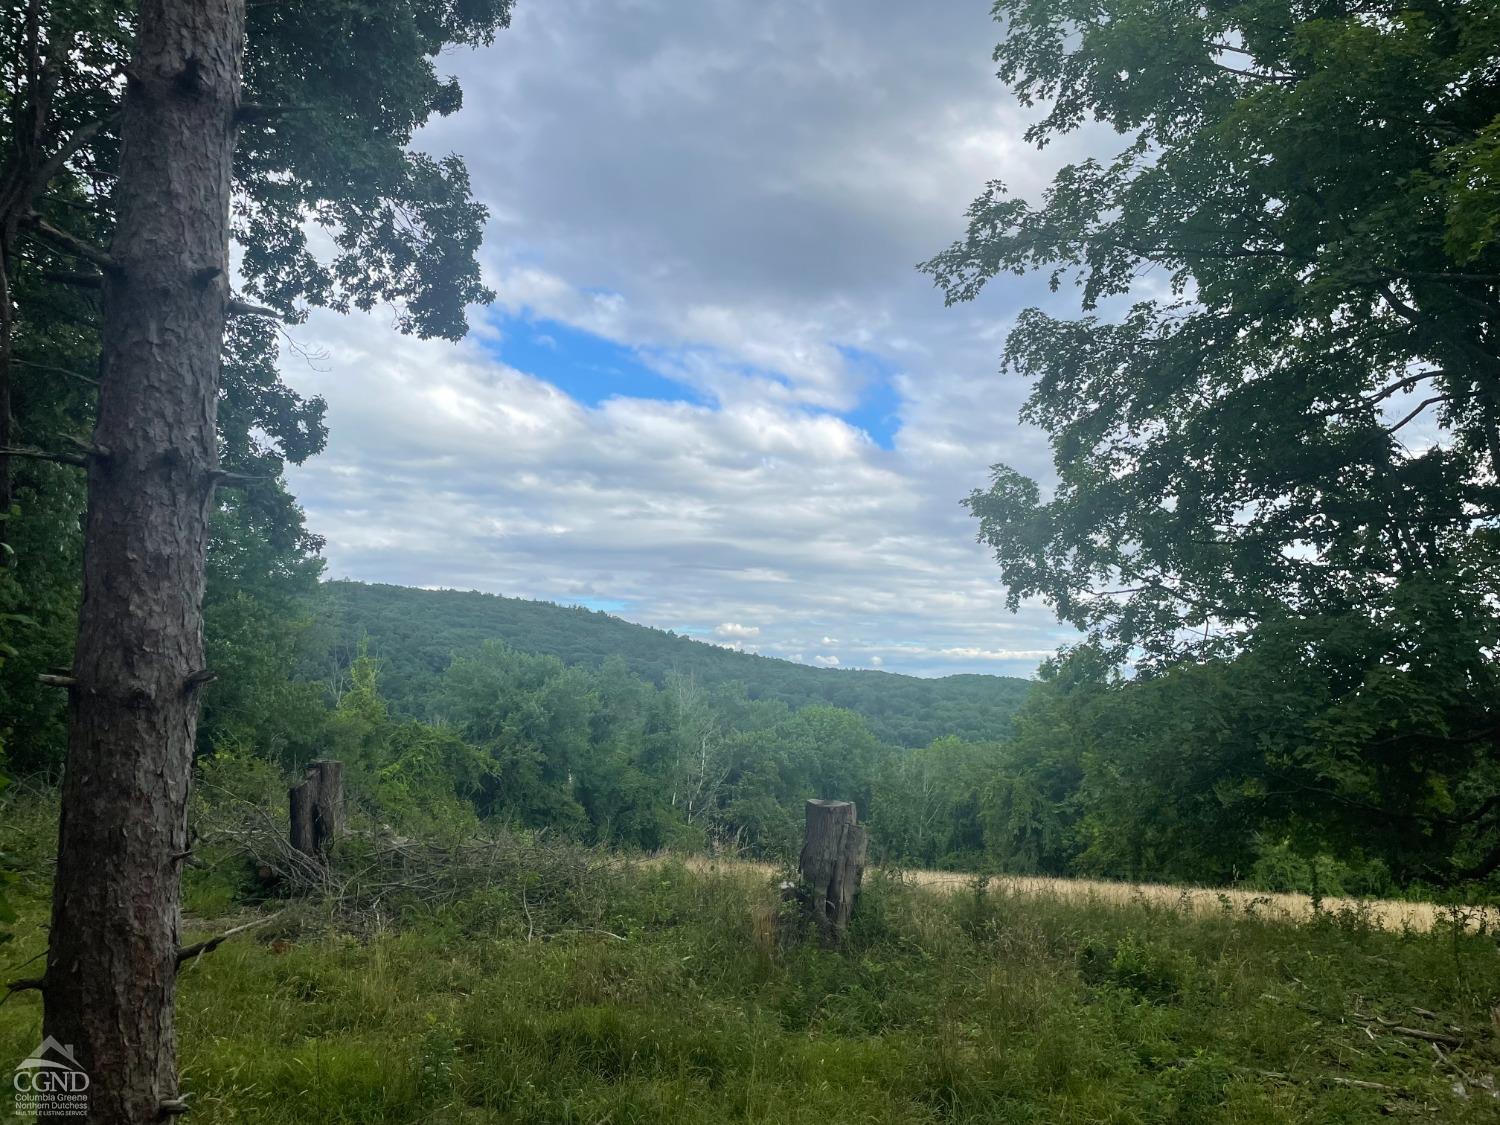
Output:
[798,798,867,941]
[289,759,344,858]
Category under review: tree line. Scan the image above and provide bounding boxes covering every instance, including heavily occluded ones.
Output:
[313,581,1035,748]
[193,609,1496,898]
[2,0,1498,1118]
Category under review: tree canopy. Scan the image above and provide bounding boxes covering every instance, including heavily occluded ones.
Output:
[926,0,1500,664]
[924,0,1500,884]
[0,0,513,770]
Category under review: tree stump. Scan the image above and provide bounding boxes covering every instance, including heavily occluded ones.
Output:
[799,799,868,941]
[289,759,344,858]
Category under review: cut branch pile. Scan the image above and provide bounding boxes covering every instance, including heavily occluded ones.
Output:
[196,789,618,939]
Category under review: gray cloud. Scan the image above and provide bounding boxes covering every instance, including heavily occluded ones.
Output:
[280,0,1107,678]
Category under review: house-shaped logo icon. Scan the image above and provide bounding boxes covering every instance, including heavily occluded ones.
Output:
[16,1037,84,1073]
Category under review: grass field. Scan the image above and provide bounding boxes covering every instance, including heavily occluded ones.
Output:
[676,856,1475,933]
[3,837,1498,1124]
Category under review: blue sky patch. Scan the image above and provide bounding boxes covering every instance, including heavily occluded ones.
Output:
[487,313,700,407]
[487,313,903,450]
[835,345,902,450]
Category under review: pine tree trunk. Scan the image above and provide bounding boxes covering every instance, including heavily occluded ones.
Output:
[41,2,245,1121]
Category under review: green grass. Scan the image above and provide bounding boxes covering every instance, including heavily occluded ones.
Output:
[3,850,1498,1124]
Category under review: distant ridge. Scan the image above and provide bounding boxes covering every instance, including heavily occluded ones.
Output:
[316,581,1035,747]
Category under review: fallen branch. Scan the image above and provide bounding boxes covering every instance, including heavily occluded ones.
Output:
[1353,1003,1465,1048]
[1326,1076,1399,1092]
[0,949,45,977]
[1391,1025,1462,1048]
[176,910,285,968]
[1250,1068,1401,1094]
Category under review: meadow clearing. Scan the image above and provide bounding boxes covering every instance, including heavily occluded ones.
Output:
[3,809,1497,1124]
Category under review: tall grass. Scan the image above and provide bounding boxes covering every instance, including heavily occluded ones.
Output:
[669,856,1482,933]
[3,834,1498,1123]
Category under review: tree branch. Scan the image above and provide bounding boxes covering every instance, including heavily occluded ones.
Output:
[183,669,217,691]
[1458,838,1500,881]
[1377,281,1422,326]
[1368,371,1438,407]
[42,270,102,289]
[2,976,44,1002]
[25,217,119,273]
[210,468,271,486]
[1303,372,1443,424]
[13,357,99,386]
[1204,40,1257,59]
[48,271,292,324]
[1457,793,1500,826]
[1211,62,1296,84]
[47,270,291,324]
[176,910,284,967]
[227,299,286,320]
[27,117,112,200]
[0,445,86,467]
[1384,395,1445,436]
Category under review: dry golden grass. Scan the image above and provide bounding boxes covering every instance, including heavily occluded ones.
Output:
[899,869,1459,930]
[664,854,1474,932]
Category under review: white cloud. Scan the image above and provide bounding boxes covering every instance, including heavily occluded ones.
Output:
[277,0,1107,678]
[715,623,761,639]
[813,654,841,667]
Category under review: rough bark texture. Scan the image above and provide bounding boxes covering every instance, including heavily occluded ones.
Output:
[42,2,245,1121]
[0,248,12,519]
[289,759,344,858]
[289,776,316,858]
[798,799,868,942]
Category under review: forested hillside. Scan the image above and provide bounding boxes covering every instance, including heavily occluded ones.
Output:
[6,0,1500,1118]
[313,581,1033,747]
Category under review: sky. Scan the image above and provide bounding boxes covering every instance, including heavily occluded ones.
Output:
[280,0,1110,679]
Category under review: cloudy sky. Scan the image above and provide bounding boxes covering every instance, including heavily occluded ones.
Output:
[281,0,1107,679]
